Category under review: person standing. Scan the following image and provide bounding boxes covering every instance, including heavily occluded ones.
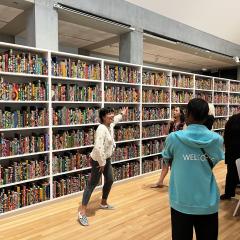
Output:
[78,107,128,226]
[151,106,185,188]
[162,98,224,240]
[220,113,240,200]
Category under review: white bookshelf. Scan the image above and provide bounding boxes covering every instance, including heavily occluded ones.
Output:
[0,42,240,216]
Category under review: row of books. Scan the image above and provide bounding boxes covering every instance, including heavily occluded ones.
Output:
[115,107,140,121]
[52,173,98,198]
[142,107,170,120]
[0,133,49,157]
[142,156,162,174]
[112,161,140,181]
[104,86,139,102]
[0,107,48,129]
[142,139,164,156]
[214,81,228,91]
[52,152,91,174]
[51,57,101,80]
[142,71,170,86]
[213,119,227,129]
[112,143,139,162]
[215,106,228,116]
[0,50,47,75]
[195,78,212,90]
[142,89,170,103]
[52,129,95,150]
[0,182,50,213]
[172,91,193,103]
[230,83,240,92]
[104,65,140,83]
[172,75,194,88]
[51,84,101,102]
[0,79,47,101]
[114,125,140,141]
[229,106,240,115]
[0,156,49,185]
[142,123,169,138]
[229,95,240,104]
[214,93,228,104]
[195,92,212,102]
[53,107,99,126]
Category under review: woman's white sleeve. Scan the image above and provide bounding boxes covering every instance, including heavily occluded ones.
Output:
[112,114,123,128]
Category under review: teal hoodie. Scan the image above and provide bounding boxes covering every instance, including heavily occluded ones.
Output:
[162,124,224,215]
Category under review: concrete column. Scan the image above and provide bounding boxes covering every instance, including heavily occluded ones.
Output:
[119,28,143,65]
[237,66,240,80]
[26,0,58,50]
[0,34,15,44]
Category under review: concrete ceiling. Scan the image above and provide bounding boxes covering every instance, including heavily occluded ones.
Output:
[126,0,240,45]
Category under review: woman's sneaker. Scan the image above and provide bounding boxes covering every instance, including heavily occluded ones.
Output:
[78,212,89,226]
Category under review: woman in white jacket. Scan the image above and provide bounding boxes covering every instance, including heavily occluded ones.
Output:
[78,107,128,226]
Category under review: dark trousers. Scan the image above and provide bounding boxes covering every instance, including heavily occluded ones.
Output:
[224,162,239,197]
[171,208,218,240]
[82,159,113,206]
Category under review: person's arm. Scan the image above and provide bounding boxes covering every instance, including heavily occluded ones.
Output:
[211,136,225,166]
[93,126,107,167]
[161,134,174,164]
[112,107,128,128]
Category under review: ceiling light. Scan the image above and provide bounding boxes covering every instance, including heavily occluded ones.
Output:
[202,68,207,71]
[233,56,240,63]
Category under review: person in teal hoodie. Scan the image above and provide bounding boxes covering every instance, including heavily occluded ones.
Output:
[162,98,224,240]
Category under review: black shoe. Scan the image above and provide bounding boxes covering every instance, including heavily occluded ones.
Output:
[220,194,233,200]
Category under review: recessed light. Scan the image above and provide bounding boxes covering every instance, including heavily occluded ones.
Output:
[202,68,207,71]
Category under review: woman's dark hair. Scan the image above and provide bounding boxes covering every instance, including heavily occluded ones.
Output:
[99,107,114,123]
[174,107,185,123]
[203,115,215,130]
[187,98,209,122]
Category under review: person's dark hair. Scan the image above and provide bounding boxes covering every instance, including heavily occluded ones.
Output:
[99,107,114,123]
[204,115,215,130]
[187,98,209,122]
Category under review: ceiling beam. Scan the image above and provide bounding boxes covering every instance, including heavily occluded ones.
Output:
[0,10,28,35]
[83,36,119,51]
[0,0,33,10]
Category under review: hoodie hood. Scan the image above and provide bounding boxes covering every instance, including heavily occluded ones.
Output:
[174,124,219,149]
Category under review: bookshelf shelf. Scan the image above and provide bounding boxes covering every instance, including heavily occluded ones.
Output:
[0,175,50,189]
[0,126,49,132]
[0,151,50,160]
[52,167,91,177]
[1,42,240,216]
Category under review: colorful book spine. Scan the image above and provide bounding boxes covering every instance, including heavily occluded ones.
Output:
[112,161,140,181]
[229,94,240,104]
[0,156,49,185]
[52,152,91,174]
[0,78,48,101]
[51,83,101,102]
[142,107,170,120]
[114,125,140,141]
[195,78,212,90]
[104,86,139,102]
[230,82,240,92]
[104,65,140,83]
[172,74,194,88]
[142,139,164,156]
[195,92,212,102]
[213,119,227,129]
[0,50,48,75]
[142,71,170,86]
[142,89,170,103]
[214,81,228,91]
[0,107,48,129]
[52,128,95,150]
[142,156,163,173]
[172,90,193,103]
[215,106,228,116]
[0,133,49,157]
[214,93,228,104]
[229,106,240,115]
[51,57,101,80]
[53,107,99,126]
[142,123,169,138]
[114,107,140,121]
[112,143,139,162]
[0,181,50,214]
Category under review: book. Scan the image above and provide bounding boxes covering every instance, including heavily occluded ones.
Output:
[142,71,170,86]
[114,125,140,141]
[214,80,228,91]
[195,77,213,90]
[142,139,164,156]
[142,107,170,120]
[142,89,170,103]
[112,143,139,162]
[172,90,193,103]
[142,156,163,173]
[142,123,168,138]
[214,93,228,104]
[172,74,194,88]
[230,82,240,92]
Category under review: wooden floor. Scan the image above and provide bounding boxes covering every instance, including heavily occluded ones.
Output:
[0,161,239,240]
